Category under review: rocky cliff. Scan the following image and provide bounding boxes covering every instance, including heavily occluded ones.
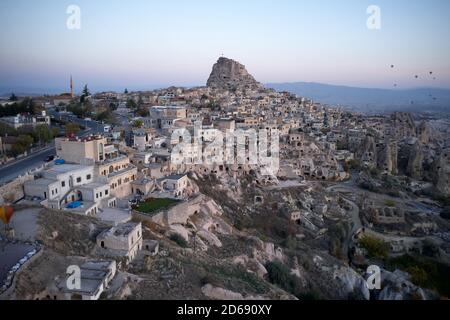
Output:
[377,140,398,175]
[406,141,424,180]
[391,112,416,140]
[207,57,263,91]
[433,150,450,195]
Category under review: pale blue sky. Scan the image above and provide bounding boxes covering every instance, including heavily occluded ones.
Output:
[0,0,449,92]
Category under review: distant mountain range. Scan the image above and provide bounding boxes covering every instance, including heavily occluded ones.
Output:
[266,82,450,114]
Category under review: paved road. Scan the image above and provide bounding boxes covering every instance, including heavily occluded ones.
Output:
[49,109,107,134]
[0,110,107,185]
[0,241,35,286]
[0,146,55,185]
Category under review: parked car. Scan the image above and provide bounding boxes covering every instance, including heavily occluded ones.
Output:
[44,155,55,162]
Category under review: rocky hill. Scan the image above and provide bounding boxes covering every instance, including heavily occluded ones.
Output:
[207,57,263,91]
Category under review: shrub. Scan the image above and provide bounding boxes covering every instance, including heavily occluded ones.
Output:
[406,266,428,287]
[386,255,450,297]
[384,200,396,207]
[440,207,450,220]
[169,233,188,248]
[266,261,304,298]
[359,235,389,259]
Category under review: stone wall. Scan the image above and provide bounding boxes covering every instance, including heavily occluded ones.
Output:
[0,174,35,205]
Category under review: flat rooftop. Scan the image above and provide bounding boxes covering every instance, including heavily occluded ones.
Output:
[165,174,187,180]
[97,208,131,226]
[98,222,139,239]
[25,178,58,187]
[151,105,186,110]
[78,182,108,189]
[48,164,91,174]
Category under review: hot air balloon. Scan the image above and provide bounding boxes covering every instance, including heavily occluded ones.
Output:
[390,65,394,68]
[415,75,419,79]
[430,71,433,75]
[0,206,14,225]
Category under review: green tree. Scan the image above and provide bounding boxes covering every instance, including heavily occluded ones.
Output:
[359,235,389,259]
[95,110,111,122]
[406,266,428,287]
[109,102,118,111]
[19,98,40,115]
[80,85,91,104]
[65,123,81,136]
[82,84,90,97]
[51,127,60,138]
[265,261,305,299]
[67,103,83,117]
[127,99,137,109]
[9,93,18,101]
[0,123,17,136]
[34,124,53,144]
[136,107,149,117]
[132,119,144,128]
[12,134,34,156]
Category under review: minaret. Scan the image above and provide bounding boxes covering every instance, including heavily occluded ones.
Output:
[70,75,74,98]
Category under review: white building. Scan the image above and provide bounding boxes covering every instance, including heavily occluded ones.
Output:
[159,174,189,197]
[57,261,117,300]
[97,222,143,263]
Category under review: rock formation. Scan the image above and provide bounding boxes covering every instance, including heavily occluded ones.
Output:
[433,149,450,195]
[391,112,416,140]
[406,141,424,179]
[207,57,263,91]
[417,121,432,144]
[358,135,378,167]
[378,139,398,175]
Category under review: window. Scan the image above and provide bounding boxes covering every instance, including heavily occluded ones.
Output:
[86,174,91,180]
[105,190,109,195]
[62,181,66,187]
[76,177,81,183]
